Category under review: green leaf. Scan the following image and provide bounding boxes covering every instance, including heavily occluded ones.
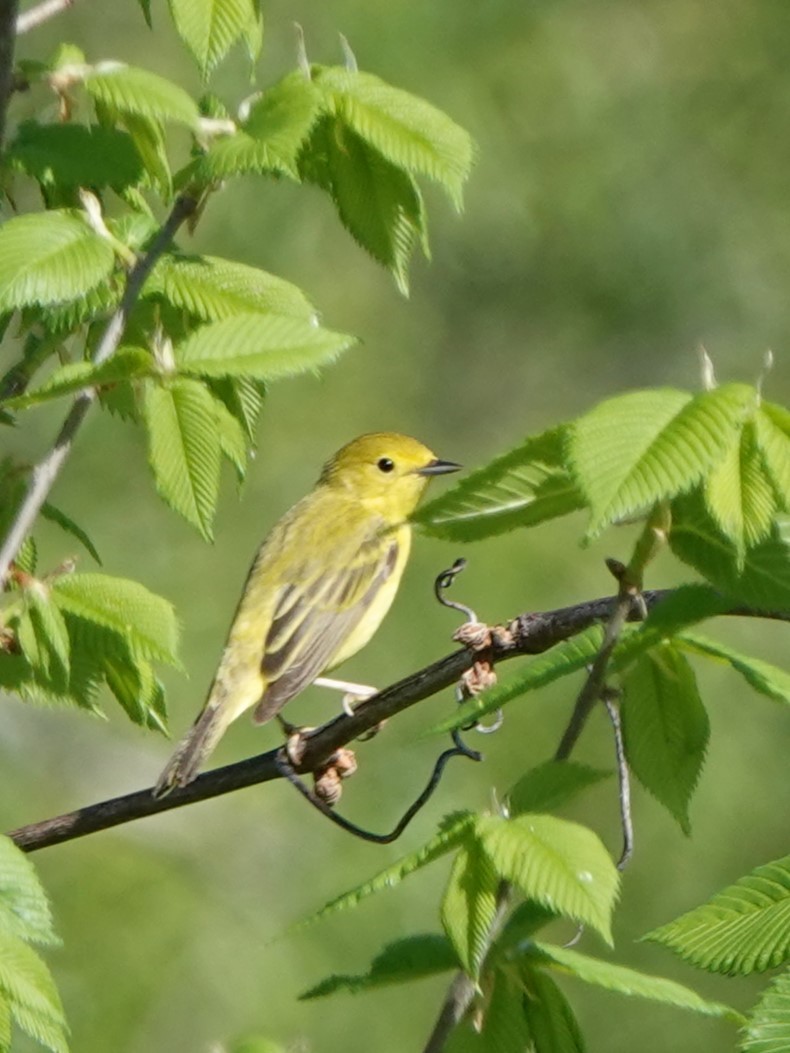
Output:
[441,839,500,979]
[414,426,585,541]
[28,277,123,336]
[621,644,709,835]
[569,385,756,538]
[174,312,356,381]
[119,113,172,198]
[754,402,790,505]
[704,420,777,560]
[142,378,222,540]
[168,0,261,78]
[211,390,248,481]
[85,64,199,127]
[6,121,144,191]
[299,934,455,999]
[529,941,741,1022]
[298,812,475,927]
[476,814,619,945]
[521,965,586,1053]
[40,504,101,564]
[300,117,427,295]
[144,253,316,322]
[20,587,70,691]
[429,627,603,735]
[677,631,790,707]
[190,72,321,181]
[645,854,790,975]
[670,490,790,609]
[59,610,168,725]
[314,67,474,209]
[741,968,790,1053]
[0,931,68,1053]
[137,0,152,28]
[0,838,58,946]
[508,761,611,818]
[2,348,152,409]
[104,651,167,731]
[0,210,116,312]
[206,376,265,441]
[51,572,180,666]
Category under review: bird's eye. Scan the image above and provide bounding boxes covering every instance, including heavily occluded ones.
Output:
[377,457,395,473]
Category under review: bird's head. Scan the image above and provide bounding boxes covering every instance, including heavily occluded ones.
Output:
[320,432,460,521]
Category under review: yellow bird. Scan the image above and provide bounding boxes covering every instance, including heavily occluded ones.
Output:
[154,433,460,795]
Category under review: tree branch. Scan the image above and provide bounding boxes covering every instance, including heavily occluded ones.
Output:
[0,193,197,587]
[7,589,787,853]
[0,0,20,152]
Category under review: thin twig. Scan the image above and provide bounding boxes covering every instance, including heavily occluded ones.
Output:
[0,0,20,152]
[422,972,478,1053]
[602,688,632,869]
[6,589,786,854]
[0,194,197,588]
[553,590,632,761]
[15,0,72,34]
[422,886,512,1053]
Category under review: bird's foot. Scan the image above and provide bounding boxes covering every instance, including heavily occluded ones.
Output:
[313,676,385,740]
[276,715,315,767]
[313,747,358,807]
[313,675,378,716]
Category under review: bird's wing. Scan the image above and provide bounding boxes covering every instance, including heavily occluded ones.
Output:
[253,531,400,723]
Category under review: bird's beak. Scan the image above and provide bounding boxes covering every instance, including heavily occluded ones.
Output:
[417,458,462,476]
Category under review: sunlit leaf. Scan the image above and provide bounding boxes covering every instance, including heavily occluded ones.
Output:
[142,378,222,540]
[621,643,709,834]
[51,572,180,666]
[704,420,777,560]
[314,67,474,209]
[169,0,261,78]
[2,348,152,409]
[0,211,116,312]
[441,839,499,978]
[645,854,790,974]
[528,942,742,1022]
[740,968,790,1053]
[570,385,756,538]
[300,117,427,295]
[175,312,355,381]
[414,426,584,541]
[144,253,316,322]
[677,632,790,707]
[0,839,57,947]
[671,490,790,609]
[85,63,199,127]
[477,814,619,945]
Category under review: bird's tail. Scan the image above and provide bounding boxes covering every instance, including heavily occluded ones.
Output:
[153,701,229,798]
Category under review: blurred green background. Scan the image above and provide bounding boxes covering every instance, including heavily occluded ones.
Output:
[4,1,790,1051]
